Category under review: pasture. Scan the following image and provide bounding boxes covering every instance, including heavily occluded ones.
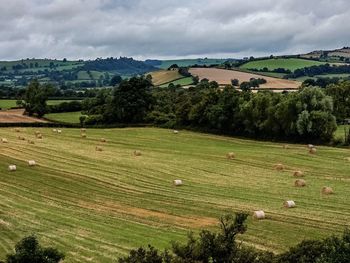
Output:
[240,58,326,71]
[0,100,18,109]
[44,111,84,124]
[0,127,349,262]
[189,68,301,90]
[159,77,194,88]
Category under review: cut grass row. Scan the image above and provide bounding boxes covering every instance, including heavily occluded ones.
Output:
[0,127,349,262]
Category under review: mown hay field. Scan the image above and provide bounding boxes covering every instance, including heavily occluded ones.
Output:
[0,127,349,262]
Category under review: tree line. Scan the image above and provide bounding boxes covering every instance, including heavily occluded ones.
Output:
[79,77,345,142]
[285,64,350,79]
[2,213,350,263]
[21,78,350,143]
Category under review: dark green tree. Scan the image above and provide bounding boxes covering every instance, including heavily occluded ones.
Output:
[23,80,49,117]
[103,76,153,123]
[6,235,64,263]
[110,75,122,86]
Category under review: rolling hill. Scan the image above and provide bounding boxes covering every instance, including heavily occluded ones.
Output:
[0,57,156,88]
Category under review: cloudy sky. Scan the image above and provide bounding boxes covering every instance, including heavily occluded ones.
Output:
[0,0,349,60]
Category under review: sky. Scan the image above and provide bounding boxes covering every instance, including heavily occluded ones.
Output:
[0,0,349,60]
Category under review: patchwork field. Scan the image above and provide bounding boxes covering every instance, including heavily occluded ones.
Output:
[240,58,326,71]
[189,68,301,90]
[0,127,349,262]
[149,70,184,86]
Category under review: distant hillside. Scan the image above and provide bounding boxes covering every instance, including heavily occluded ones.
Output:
[301,47,350,61]
[145,58,235,69]
[0,57,156,88]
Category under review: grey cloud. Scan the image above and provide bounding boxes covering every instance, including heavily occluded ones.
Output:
[0,0,348,60]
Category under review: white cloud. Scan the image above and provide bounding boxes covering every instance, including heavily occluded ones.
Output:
[0,0,348,60]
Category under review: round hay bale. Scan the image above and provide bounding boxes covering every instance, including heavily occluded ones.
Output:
[134,150,142,156]
[309,147,317,154]
[173,130,179,134]
[36,134,43,139]
[95,146,103,152]
[34,131,41,135]
[81,133,87,138]
[14,128,20,133]
[57,129,62,134]
[28,160,36,166]
[253,210,265,220]
[8,165,16,171]
[100,138,107,143]
[18,136,25,141]
[27,140,35,144]
[283,200,296,208]
[295,179,306,187]
[226,152,235,159]
[81,128,86,132]
[173,179,183,186]
[1,138,8,143]
[307,144,314,149]
[282,144,289,149]
[344,157,350,162]
[321,186,334,195]
[275,163,284,171]
[293,170,304,177]
[52,129,57,133]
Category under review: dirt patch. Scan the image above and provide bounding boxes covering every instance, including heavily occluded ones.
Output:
[0,109,47,123]
[189,68,300,90]
[79,200,217,228]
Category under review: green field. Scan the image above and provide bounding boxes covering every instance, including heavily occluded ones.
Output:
[0,100,18,109]
[158,59,229,69]
[0,127,349,262]
[44,111,84,123]
[240,58,326,71]
[160,77,194,87]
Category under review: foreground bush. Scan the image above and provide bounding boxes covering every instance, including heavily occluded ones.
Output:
[4,235,64,263]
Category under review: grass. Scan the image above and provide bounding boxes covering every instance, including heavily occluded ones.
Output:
[0,100,18,109]
[159,77,194,87]
[0,127,349,262]
[44,111,84,124]
[240,58,326,71]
